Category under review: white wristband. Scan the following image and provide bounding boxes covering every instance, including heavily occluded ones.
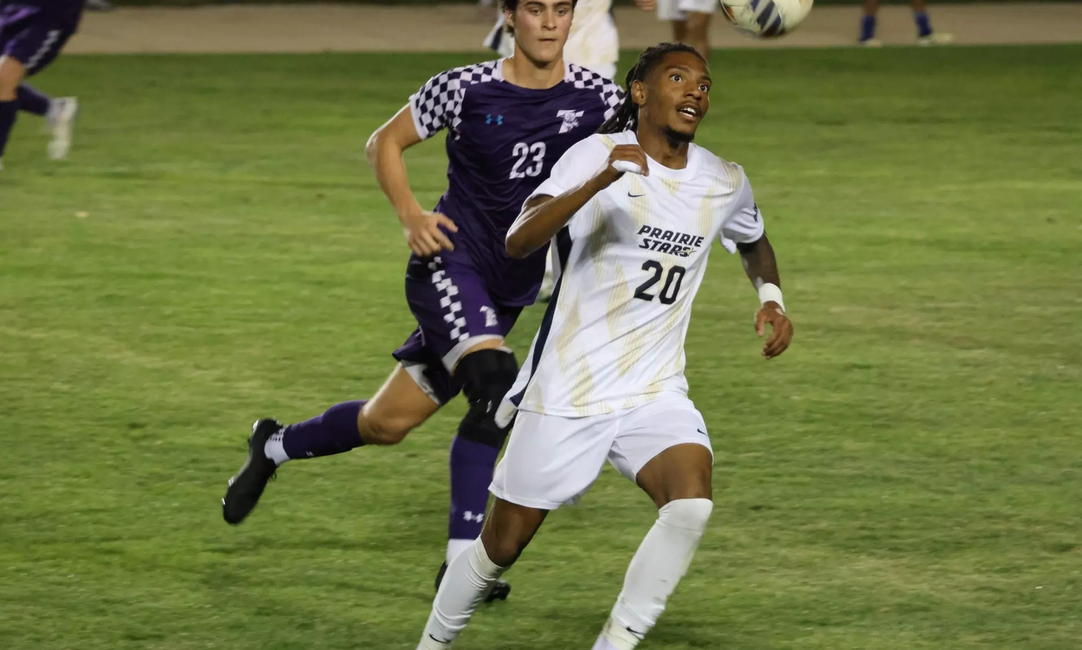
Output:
[611,160,645,175]
[758,283,785,313]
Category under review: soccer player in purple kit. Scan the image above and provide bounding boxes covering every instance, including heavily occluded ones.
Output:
[221,0,622,600]
[0,0,81,171]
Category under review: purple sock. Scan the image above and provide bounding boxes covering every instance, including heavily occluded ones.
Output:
[860,15,877,42]
[914,11,933,38]
[281,400,365,460]
[448,436,500,543]
[17,85,50,117]
[0,101,17,158]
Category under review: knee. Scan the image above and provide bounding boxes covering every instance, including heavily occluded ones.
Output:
[0,60,25,98]
[455,348,519,450]
[659,498,713,532]
[481,520,531,567]
[361,410,414,446]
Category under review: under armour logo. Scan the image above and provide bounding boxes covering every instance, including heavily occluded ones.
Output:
[486,114,504,126]
[557,109,584,134]
[480,305,498,328]
[463,511,484,523]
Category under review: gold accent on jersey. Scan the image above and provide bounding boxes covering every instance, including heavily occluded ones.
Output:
[661,178,682,197]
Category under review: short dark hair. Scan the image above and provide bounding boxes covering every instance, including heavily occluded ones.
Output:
[502,0,578,11]
[503,0,578,35]
[598,42,707,134]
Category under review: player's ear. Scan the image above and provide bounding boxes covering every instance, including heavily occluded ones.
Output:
[631,80,647,107]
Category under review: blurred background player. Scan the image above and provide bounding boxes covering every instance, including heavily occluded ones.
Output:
[0,0,81,171]
[476,0,498,22]
[859,0,953,47]
[222,0,622,601]
[640,0,714,59]
[416,42,794,650]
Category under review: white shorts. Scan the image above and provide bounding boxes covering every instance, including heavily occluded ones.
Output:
[658,0,717,22]
[490,394,712,510]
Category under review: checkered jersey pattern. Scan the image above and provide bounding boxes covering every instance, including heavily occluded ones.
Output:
[428,256,469,343]
[409,60,502,140]
[567,63,625,122]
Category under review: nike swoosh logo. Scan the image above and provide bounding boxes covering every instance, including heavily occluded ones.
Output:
[628,192,645,198]
[696,428,709,436]
[626,626,646,639]
[429,634,453,644]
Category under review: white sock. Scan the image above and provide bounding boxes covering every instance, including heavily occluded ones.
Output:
[446,538,475,565]
[598,498,714,650]
[418,537,506,649]
[263,430,290,466]
[590,634,621,650]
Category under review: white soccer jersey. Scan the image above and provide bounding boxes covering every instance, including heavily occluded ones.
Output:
[501,131,765,418]
[484,0,619,78]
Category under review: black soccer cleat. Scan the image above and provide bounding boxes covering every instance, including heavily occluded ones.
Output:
[222,419,283,525]
[436,562,512,603]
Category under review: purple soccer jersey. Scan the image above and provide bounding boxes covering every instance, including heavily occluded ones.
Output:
[392,60,623,403]
[408,60,623,307]
[0,1,83,75]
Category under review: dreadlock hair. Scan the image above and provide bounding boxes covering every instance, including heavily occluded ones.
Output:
[597,42,707,135]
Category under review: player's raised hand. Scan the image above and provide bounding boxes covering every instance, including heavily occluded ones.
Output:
[402,210,458,257]
[596,144,650,188]
[755,302,793,359]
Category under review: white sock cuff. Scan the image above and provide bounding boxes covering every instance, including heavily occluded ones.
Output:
[263,431,290,466]
[446,538,475,565]
[658,498,713,531]
[468,538,506,578]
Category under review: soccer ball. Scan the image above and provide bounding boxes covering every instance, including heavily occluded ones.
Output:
[719,0,814,38]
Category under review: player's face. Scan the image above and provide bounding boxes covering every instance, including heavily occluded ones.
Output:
[639,52,712,141]
[510,0,575,64]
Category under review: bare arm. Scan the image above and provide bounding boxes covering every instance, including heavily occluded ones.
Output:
[506,180,606,259]
[506,144,649,259]
[366,105,457,256]
[737,233,794,359]
[736,232,781,290]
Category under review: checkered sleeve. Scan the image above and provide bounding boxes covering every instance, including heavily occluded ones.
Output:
[568,64,626,123]
[408,69,462,140]
[408,61,502,140]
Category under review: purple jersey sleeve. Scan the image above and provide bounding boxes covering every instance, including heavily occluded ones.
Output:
[408,61,502,140]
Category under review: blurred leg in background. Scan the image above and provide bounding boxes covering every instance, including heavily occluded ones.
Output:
[860,0,954,47]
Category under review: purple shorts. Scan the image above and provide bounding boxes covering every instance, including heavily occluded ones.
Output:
[0,5,79,76]
[393,255,522,404]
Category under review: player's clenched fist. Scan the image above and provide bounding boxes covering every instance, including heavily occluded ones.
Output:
[595,144,650,188]
[755,302,794,359]
[401,210,458,257]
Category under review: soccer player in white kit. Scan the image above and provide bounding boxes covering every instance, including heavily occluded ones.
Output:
[415,42,795,650]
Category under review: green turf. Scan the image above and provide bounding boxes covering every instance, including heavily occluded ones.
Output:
[2,45,1081,649]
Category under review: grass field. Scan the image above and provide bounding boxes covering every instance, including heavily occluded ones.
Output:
[2,45,1081,650]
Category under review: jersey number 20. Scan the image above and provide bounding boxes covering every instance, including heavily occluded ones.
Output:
[510,142,546,179]
[634,261,687,305]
